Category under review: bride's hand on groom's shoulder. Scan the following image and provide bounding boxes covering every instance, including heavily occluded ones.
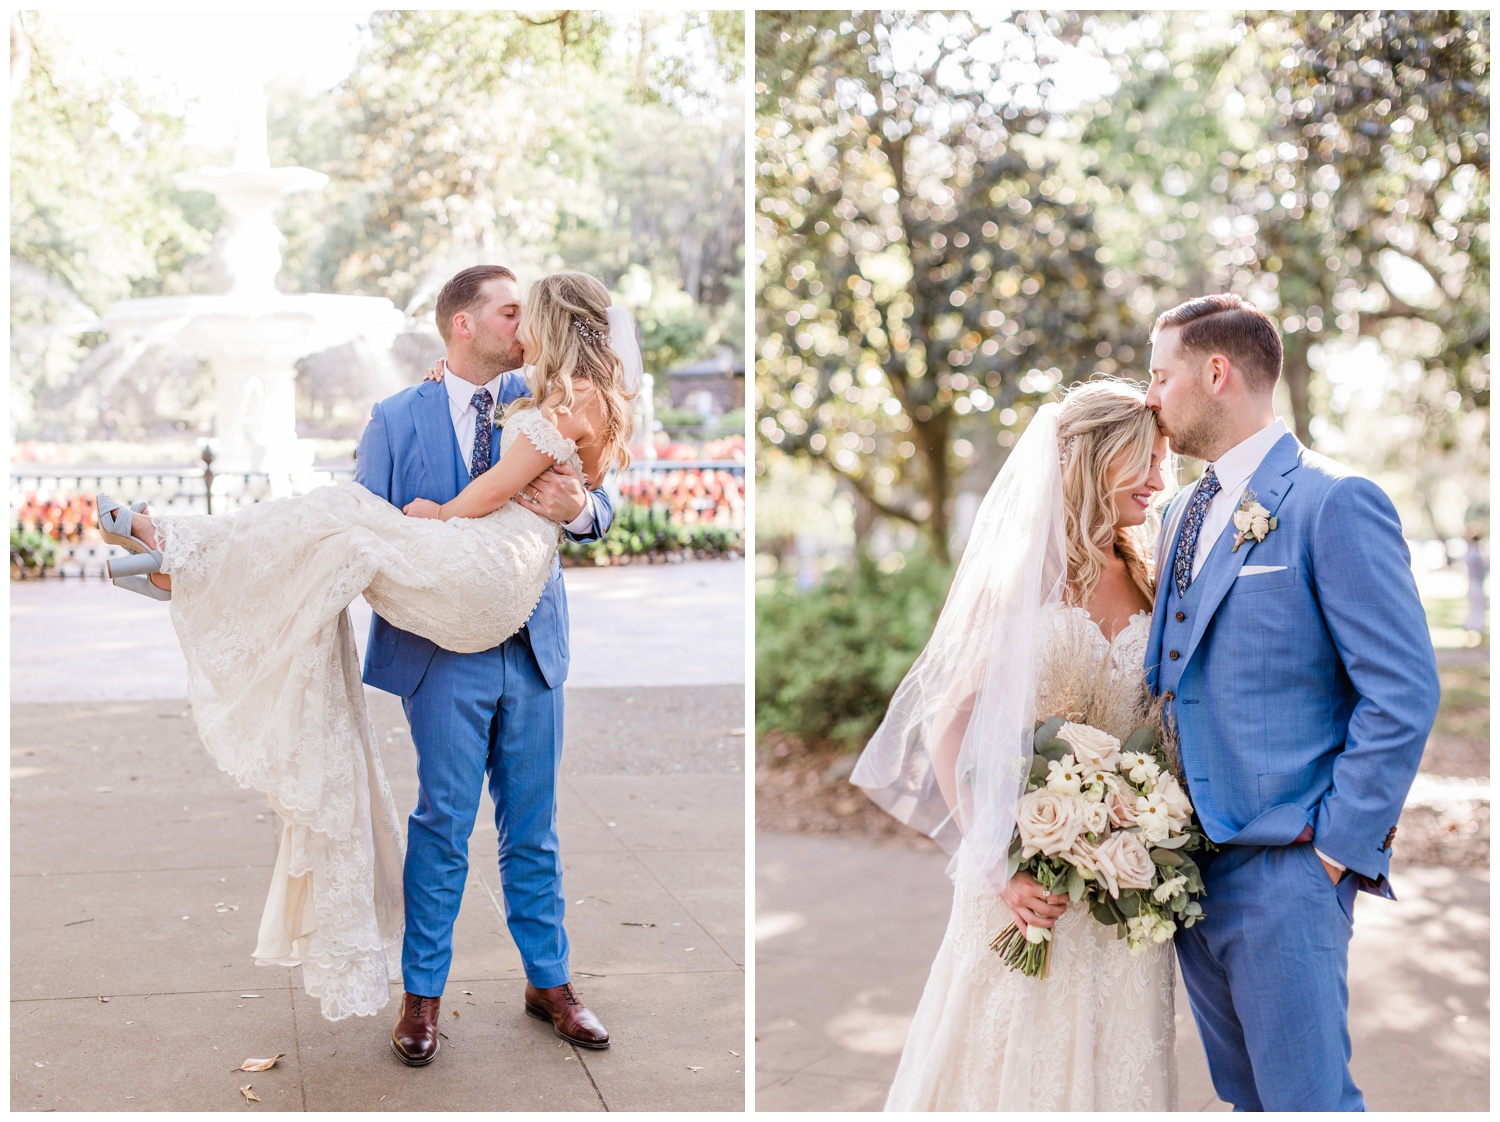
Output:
[403,498,443,519]
[422,358,446,382]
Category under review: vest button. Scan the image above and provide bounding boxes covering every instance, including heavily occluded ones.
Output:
[1169,649,1180,660]
[1175,611,1186,622]
[1163,691,1175,702]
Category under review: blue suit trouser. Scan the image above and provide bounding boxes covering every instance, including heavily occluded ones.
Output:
[1176,842,1364,1111]
[399,637,570,997]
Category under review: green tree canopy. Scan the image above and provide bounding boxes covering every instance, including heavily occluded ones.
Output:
[757,9,1489,552]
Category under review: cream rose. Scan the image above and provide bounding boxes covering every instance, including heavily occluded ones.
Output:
[1106,784,1141,829]
[1080,799,1110,837]
[1056,722,1121,775]
[1091,831,1157,898]
[1015,788,1084,859]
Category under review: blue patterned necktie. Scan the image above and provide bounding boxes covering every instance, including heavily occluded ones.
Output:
[1173,464,1222,598]
[469,388,493,479]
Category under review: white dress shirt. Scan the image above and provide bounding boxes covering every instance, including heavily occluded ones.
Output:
[442,366,594,534]
[1186,417,1344,875]
[1190,418,1289,581]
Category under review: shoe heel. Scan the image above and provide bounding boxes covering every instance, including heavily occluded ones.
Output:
[111,575,170,602]
[108,551,163,578]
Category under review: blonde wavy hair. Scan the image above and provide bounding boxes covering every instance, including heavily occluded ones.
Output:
[1055,378,1168,608]
[507,271,635,472]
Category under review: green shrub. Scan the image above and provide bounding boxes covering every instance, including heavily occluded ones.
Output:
[755,550,955,751]
[560,503,743,565]
[10,526,59,574]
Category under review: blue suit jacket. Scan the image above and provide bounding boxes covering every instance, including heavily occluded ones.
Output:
[1146,433,1439,890]
[353,374,612,696]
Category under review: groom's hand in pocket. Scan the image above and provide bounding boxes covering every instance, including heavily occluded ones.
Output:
[1318,856,1344,885]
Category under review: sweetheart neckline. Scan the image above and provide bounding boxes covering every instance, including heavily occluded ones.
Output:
[1058,604,1151,646]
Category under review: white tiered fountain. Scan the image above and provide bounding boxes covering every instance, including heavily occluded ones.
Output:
[102,88,403,484]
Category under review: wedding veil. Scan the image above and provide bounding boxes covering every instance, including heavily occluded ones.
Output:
[851,403,1069,892]
[606,304,644,396]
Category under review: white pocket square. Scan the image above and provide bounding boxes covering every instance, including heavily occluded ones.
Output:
[1238,565,1287,577]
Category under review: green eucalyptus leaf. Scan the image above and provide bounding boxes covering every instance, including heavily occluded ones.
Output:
[1123,725,1157,756]
[1034,717,1065,748]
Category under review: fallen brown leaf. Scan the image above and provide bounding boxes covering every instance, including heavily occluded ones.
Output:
[238,1054,286,1073]
[239,1085,260,1102]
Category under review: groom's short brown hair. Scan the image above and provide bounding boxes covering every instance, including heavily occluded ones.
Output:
[1151,294,1283,393]
[435,265,518,343]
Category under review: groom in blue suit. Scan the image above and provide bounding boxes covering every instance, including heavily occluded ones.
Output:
[1144,294,1439,1111]
[355,265,613,1064]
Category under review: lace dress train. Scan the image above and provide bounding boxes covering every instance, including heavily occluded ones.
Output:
[153,409,574,1019]
[885,608,1178,1111]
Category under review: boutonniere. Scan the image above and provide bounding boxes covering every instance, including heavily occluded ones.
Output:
[1230,490,1277,553]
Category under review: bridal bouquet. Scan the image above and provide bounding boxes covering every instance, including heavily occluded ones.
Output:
[990,716,1211,978]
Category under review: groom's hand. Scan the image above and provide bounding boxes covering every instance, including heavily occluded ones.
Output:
[522,462,589,523]
[1318,856,1343,885]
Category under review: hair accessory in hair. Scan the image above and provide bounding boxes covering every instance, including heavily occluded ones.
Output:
[574,317,608,344]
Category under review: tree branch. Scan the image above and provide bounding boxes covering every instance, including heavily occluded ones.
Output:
[810,447,922,525]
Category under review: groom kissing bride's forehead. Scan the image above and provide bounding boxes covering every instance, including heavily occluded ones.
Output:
[1144,292,1439,1112]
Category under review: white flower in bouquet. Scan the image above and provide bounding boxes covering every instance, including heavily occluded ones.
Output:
[1024,923,1053,945]
[1120,750,1161,786]
[1153,875,1188,904]
[1056,722,1121,775]
[1016,789,1084,858]
[1083,774,1110,804]
[1045,754,1085,797]
[1106,783,1141,828]
[1125,912,1177,954]
[1090,831,1157,898]
[1152,771,1194,830]
[1135,793,1174,843]
[1080,799,1109,837]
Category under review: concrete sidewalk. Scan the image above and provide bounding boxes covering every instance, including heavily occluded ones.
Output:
[11,564,747,1112]
[755,832,1488,1112]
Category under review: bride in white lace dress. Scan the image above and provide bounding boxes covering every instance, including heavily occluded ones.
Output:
[853,381,1178,1110]
[96,272,636,1020]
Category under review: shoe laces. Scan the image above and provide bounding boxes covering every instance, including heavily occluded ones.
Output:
[560,983,580,1007]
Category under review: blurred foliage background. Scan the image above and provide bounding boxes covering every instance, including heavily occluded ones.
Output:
[11,9,745,447]
[755,10,1489,753]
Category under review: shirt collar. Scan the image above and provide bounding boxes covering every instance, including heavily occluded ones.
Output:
[1207,418,1289,493]
[442,364,504,414]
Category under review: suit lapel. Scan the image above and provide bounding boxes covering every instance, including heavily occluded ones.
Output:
[412,380,464,499]
[1182,433,1301,663]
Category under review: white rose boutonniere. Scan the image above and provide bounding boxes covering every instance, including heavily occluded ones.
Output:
[1230,490,1278,553]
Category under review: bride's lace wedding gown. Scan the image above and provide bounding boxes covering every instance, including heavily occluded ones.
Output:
[885,605,1178,1112]
[153,408,575,1021]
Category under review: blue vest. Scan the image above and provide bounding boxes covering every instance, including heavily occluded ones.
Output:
[1159,561,1209,777]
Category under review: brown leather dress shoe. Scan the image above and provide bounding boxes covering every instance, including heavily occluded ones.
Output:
[524,982,610,1049]
[391,991,442,1066]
